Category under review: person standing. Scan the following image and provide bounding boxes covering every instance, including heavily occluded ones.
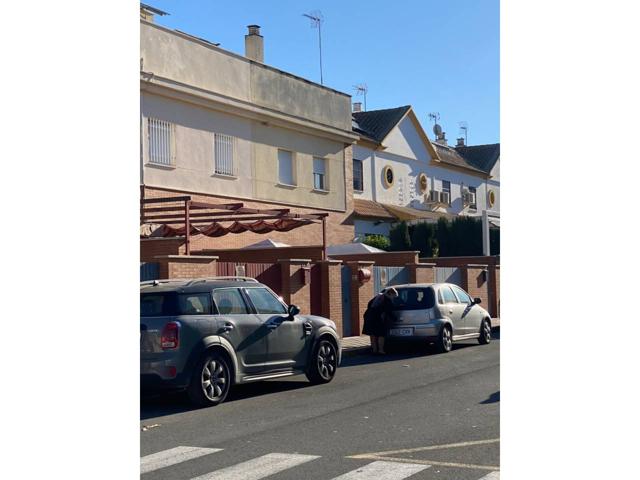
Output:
[362,287,398,354]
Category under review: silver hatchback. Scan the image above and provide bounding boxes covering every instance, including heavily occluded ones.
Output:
[385,283,492,352]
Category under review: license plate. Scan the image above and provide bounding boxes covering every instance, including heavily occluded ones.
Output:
[390,328,413,336]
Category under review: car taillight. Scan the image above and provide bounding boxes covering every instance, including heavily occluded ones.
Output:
[161,321,180,350]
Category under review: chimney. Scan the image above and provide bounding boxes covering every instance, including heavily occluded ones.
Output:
[353,102,362,113]
[456,137,465,147]
[245,25,264,63]
[436,132,447,146]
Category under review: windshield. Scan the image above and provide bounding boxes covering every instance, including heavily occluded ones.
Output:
[391,287,436,310]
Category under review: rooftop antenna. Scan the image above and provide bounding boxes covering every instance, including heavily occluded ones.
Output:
[428,112,443,139]
[458,121,468,145]
[353,83,368,110]
[302,11,324,85]
[428,112,440,126]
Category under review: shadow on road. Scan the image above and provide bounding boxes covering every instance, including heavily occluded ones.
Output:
[480,391,500,404]
[141,380,309,420]
[340,341,479,368]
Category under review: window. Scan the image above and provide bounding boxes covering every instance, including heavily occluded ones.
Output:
[451,286,472,305]
[140,292,212,316]
[214,133,235,176]
[440,286,458,304]
[441,180,451,205]
[391,288,436,310]
[469,186,477,210]
[278,149,295,186]
[353,159,364,191]
[245,288,287,314]
[148,118,174,166]
[212,288,249,315]
[313,157,327,190]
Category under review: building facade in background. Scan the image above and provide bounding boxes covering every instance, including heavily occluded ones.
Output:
[140,15,358,250]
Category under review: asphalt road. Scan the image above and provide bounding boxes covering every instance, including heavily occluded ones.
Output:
[141,333,500,480]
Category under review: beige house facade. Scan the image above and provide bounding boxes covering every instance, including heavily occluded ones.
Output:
[140,19,358,249]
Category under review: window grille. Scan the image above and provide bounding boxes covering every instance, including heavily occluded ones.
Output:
[148,118,174,166]
[214,133,235,176]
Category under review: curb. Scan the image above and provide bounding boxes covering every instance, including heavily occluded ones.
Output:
[341,346,371,358]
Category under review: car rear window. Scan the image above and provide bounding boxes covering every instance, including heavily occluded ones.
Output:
[140,292,212,316]
[391,288,436,310]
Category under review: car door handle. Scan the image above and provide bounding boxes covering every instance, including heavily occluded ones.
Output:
[266,323,279,330]
[448,309,453,314]
[303,322,313,335]
[221,322,234,332]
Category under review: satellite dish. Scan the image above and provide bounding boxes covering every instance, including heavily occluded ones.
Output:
[433,123,443,136]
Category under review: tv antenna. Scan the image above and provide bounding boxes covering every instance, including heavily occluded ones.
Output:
[303,11,324,85]
[353,83,368,110]
[458,121,468,145]
[428,112,440,125]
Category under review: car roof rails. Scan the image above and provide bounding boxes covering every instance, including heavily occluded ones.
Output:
[140,279,189,287]
[185,276,259,286]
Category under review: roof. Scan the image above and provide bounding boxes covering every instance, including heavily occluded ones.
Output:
[454,143,500,173]
[381,203,455,221]
[352,106,411,143]
[353,198,454,222]
[243,239,291,249]
[140,278,261,294]
[327,243,385,255]
[432,143,487,174]
[353,198,396,220]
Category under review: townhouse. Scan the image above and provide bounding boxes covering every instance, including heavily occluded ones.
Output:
[140,12,358,252]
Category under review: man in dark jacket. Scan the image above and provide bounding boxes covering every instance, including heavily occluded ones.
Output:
[362,287,398,354]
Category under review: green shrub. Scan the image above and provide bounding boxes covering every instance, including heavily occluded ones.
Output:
[389,221,411,251]
[363,234,390,251]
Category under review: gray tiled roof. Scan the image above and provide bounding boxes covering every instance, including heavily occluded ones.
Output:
[455,143,500,173]
[352,106,411,143]
[432,143,487,174]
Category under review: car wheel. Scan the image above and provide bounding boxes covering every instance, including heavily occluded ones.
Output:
[187,350,231,407]
[306,339,338,384]
[478,319,492,345]
[436,325,453,353]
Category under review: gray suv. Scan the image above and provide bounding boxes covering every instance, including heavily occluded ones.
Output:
[385,283,492,353]
[140,277,341,407]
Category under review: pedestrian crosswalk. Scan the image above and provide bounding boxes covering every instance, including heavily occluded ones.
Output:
[140,446,499,479]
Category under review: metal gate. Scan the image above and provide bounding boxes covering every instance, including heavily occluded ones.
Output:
[140,262,159,281]
[341,265,352,337]
[373,266,409,294]
[435,266,462,286]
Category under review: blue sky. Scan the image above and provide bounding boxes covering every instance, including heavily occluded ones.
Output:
[144,0,499,145]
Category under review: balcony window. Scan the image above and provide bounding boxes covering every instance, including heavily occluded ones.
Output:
[147,118,174,166]
[313,157,327,191]
[278,149,295,186]
[214,133,235,176]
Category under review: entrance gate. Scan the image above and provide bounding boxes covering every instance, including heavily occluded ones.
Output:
[373,266,409,294]
[435,266,462,286]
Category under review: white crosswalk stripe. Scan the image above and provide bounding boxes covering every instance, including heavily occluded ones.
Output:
[141,446,223,474]
[477,472,500,480]
[330,460,430,480]
[190,452,321,480]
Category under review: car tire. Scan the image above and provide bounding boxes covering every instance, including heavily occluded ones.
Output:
[306,339,338,384]
[478,319,492,345]
[436,325,453,353]
[187,350,232,407]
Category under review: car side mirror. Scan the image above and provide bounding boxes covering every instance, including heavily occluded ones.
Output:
[473,297,482,305]
[287,304,300,318]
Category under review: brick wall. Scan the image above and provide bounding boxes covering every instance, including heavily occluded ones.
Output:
[198,245,325,262]
[143,185,355,250]
[330,251,419,266]
[278,259,312,315]
[406,263,436,283]
[154,255,218,279]
[346,261,374,336]
[315,260,343,335]
[141,238,183,262]
[461,264,489,309]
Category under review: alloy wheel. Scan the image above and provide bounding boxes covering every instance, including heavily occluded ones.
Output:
[201,359,227,401]
[443,327,452,351]
[317,343,337,380]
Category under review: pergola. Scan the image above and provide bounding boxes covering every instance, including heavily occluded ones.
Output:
[140,195,330,259]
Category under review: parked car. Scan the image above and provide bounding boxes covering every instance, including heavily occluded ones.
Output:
[384,283,492,353]
[140,277,341,407]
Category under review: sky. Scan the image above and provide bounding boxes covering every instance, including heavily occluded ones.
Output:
[144,0,499,145]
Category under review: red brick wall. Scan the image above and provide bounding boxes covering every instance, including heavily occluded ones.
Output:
[410,263,436,283]
[153,255,218,279]
[316,260,344,335]
[142,185,354,250]
[461,265,489,309]
[346,261,374,336]
[198,246,325,262]
[330,251,419,267]
[140,238,183,262]
[279,259,311,315]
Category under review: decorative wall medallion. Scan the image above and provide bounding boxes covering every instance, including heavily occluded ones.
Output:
[383,165,394,188]
[418,173,428,193]
[488,189,496,207]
